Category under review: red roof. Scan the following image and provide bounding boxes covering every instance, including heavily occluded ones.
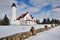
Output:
[16,12,28,20]
[16,12,34,20]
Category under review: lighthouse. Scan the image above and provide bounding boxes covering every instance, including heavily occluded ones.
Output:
[11,3,16,24]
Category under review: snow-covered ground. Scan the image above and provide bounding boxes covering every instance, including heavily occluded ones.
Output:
[27,26,60,40]
[0,24,51,38]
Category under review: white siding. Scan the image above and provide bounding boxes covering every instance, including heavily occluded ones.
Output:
[24,14,31,20]
[16,13,36,25]
[15,20,20,25]
[11,6,16,24]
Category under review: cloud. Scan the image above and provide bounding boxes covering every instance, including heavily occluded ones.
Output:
[0,0,39,19]
[30,0,49,8]
[35,8,60,21]
[30,0,60,8]
[48,0,60,7]
[16,1,39,17]
[0,0,16,19]
[47,8,60,20]
[16,1,28,17]
[35,11,51,21]
[0,0,60,21]
[29,0,60,20]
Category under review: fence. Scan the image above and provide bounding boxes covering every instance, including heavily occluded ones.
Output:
[0,24,59,40]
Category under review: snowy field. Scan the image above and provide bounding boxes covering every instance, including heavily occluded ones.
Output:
[0,24,51,38]
[27,26,60,40]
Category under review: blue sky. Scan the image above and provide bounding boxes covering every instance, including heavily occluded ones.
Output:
[16,0,51,14]
[0,0,60,20]
[16,0,33,7]
[16,0,60,19]
[16,0,60,14]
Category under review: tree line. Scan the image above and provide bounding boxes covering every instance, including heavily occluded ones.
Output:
[36,18,60,24]
[0,14,10,25]
[0,14,60,25]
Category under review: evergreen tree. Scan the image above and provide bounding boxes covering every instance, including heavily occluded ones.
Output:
[42,18,47,24]
[55,19,59,24]
[2,14,10,25]
[51,18,55,24]
[0,19,2,25]
[54,19,57,24]
[36,19,40,24]
[47,18,50,24]
[50,18,60,24]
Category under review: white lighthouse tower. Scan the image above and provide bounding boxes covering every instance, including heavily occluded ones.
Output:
[11,3,16,24]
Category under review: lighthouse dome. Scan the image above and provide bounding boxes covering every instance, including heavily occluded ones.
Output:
[11,3,16,7]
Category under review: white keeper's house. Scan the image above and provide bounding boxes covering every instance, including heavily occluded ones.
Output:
[11,3,36,25]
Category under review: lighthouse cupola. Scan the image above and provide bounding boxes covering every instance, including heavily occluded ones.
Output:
[11,3,16,7]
